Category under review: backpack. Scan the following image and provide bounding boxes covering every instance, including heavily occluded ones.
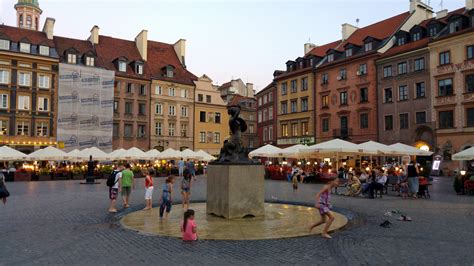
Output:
[106,170,120,187]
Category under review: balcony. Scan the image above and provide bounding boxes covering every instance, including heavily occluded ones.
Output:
[332,128,352,139]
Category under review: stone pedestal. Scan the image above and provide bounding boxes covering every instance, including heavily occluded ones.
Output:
[207,164,265,219]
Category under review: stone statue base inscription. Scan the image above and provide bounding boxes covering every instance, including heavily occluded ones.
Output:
[207,164,265,219]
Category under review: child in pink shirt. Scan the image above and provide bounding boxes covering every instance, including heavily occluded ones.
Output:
[181,209,197,241]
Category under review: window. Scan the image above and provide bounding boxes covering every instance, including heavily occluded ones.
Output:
[429,26,437,37]
[215,112,221,123]
[416,112,426,124]
[0,70,9,84]
[399,85,408,101]
[339,69,347,80]
[291,123,298,136]
[449,20,461,33]
[439,111,454,129]
[39,46,49,56]
[360,113,369,129]
[0,94,8,109]
[155,103,163,115]
[439,51,450,65]
[327,54,334,62]
[38,74,50,88]
[399,113,409,129]
[169,105,176,116]
[37,96,49,111]
[18,95,30,110]
[281,102,288,114]
[268,92,273,102]
[249,139,255,148]
[301,98,308,112]
[466,74,474,93]
[290,100,297,113]
[322,73,329,84]
[360,88,368,103]
[290,80,297,93]
[181,89,188,98]
[126,83,133,94]
[206,95,211,103]
[268,127,273,140]
[364,42,373,52]
[281,82,287,95]
[198,94,203,102]
[168,123,175,136]
[67,53,77,64]
[37,122,49,137]
[345,48,352,57]
[282,124,288,137]
[135,64,143,75]
[18,72,31,86]
[268,106,274,120]
[301,77,308,91]
[124,124,133,137]
[340,91,348,105]
[322,95,329,108]
[139,85,146,95]
[398,62,407,75]
[438,78,453,96]
[322,118,329,132]
[155,122,162,136]
[112,123,119,137]
[181,124,188,137]
[200,111,206,122]
[258,97,262,106]
[169,87,175,96]
[124,102,132,114]
[258,110,262,123]
[466,108,474,127]
[414,58,425,71]
[138,103,146,115]
[385,115,393,131]
[166,69,174,78]
[416,82,425,98]
[118,61,126,72]
[263,95,267,104]
[26,15,31,28]
[412,32,421,42]
[397,37,405,46]
[263,127,267,142]
[138,125,146,138]
[86,57,94,66]
[19,43,30,53]
[0,40,10,50]
[359,64,367,75]
[384,88,393,103]
[214,132,220,144]
[155,85,162,95]
[302,122,309,135]
[383,66,392,78]
[249,125,255,134]
[17,121,29,136]
[179,106,187,117]
[114,101,118,113]
[199,132,206,143]
[468,45,474,60]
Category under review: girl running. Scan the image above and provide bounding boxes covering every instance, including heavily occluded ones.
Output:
[309,177,339,239]
[181,170,192,210]
[159,176,174,219]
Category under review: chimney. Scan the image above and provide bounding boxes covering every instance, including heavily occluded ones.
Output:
[42,17,55,40]
[467,0,474,10]
[436,9,448,19]
[341,23,358,40]
[246,83,254,93]
[304,43,317,54]
[135,29,148,61]
[89,25,99,45]
[173,39,186,66]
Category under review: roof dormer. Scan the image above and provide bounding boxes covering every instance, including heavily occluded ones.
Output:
[134,60,144,75]
[285,60,296,71]
[114,56,128,72]
[395,30,410,46]
[162,65,175,78]
[64,47,79,64]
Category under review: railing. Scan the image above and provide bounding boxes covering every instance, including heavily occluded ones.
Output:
[332,128,352,139]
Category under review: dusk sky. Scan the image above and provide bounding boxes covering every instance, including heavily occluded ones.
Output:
[0,0,462,91]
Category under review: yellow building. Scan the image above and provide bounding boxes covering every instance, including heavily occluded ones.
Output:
[193,75,229,155]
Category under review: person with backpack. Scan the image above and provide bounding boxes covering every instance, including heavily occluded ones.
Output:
[107,164,123,213]
[0,172,10,205]
[121,164,135,208]
[181,170,192,210]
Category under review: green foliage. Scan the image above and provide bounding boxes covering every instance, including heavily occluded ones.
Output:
[38,168,51,175]
[132,165,142,174]
[71,167,84,175]
[100,165,113,175]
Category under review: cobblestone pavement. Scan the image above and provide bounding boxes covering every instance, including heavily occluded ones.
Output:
[1,176,474,265]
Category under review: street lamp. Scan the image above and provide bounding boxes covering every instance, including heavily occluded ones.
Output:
[461,170,467,176]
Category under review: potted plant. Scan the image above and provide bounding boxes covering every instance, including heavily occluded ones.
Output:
[100,165,113,180]
[38,168,52,181]
[71,167,85,180]
[132,165,143,178]
[14,168,32,182]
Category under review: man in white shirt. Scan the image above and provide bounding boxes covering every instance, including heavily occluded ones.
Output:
[108,165,123,213]
[368,168,387,198]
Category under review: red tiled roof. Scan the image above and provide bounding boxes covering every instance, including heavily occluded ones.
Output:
[219,81,232,89]
[379,38,430,59]
[228,94,256,107]
[305,40,342,57]
[420,7,466,27]
[54,36,99,60]
[147,40,197,86]
[0,24,54,47]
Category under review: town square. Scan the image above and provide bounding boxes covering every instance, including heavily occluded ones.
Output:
[0,0,474,265]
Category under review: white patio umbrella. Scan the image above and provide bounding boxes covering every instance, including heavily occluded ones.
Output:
[302,139,376,155]
[0,146,27,160]
[180,149,203,160]
[77,147,111,161]
[66,149,82,162]
[145,149,161,160]
[389,143,433,156]
[280,144,307,159]
[452,147,474,161]
[248,144,283,158]
[196,150,216,162]
[27,146,68,161]
[159,148,182,160]
[108,148,126,160]
[115,147,148,160]
[358,141,406,156]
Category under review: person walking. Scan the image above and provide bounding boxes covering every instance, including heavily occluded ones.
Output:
[121,164,134,208]
[159,176,174,219]
[144,170,154,210]
[0,172,10,205]
[181,170,192,210]
[108,164,123,213]
[292,174,299,192]
[178,158,185,177]
[186,159,196,180]
[181,209,197,241]
[406,161,419,199]
[309,177,339,239]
